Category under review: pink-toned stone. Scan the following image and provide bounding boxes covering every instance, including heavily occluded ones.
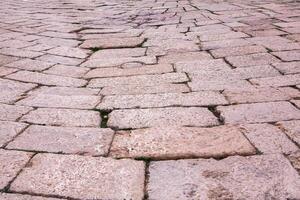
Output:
[36,54,83,66]
[44,65,90,78]
[158,51,212,63]
[90,48,146,59]
[98,91,227,110]
[5,59,54,71]
[210,45,267,58]
[250,74,300,87]
[272,50,300,61]
[46,46,89,59]
[273,62,300,74]
[0,104,33,121]
[217,101,300,124]
[201,38,251,50]
[108,107,219,129]
[30,86,99,96]
[0,67,18,76]
[0,48,43,58]
[80,37,145,49]
[10,154,145,200]
[20,108,100,127]
[84,64,173,78]
[0,193,62,200]
[189,79,253,91]
[110,125,255,159]
[7,125,114,156]
[0,55,19,66]
[6,71,87,87]
[100,83,190,95]
[0,149,32,190]
[0,121,27,147]
[148,154,300,200]
[17,94,100,109]
[277,120,300,146]
[240,123,298,154]
[225,53,279,67]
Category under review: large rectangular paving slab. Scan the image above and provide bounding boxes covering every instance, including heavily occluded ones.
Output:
[217,101,300,124]
[108,107,219,129]
[277,120,300,146]
[110,126,255,159]
[7,125,114,156]
[0,193,63,200]
[250,74,300,87]
[10,154,145,200]
[0,149,32,190]
[17,94,100,109]
[20,108,100,127]
[98,92,227,110]
[0,121,27,147]
[148,154,300,200]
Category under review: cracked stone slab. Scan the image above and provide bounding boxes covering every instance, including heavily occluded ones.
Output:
[7,125,114,156]
[17,94,101,109]
[10,154,145,200]
[108,107,219,129]
[0,121,27,147]
[110,125,255,159]
[20,108,101,127]
[217,101,300,124]
[98,91,228,110]
[80,37,145,49]
[0,149,32,190]
[148,154,300,200]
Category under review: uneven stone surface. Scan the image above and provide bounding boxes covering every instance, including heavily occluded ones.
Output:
[10,154,145,200]
[108,107,219,129]
[1,0,300,198]
[217,102,300,124]
[7,125,114,156]
[110,126,255,159]
[148,154,300,200]
[0,149,32,190]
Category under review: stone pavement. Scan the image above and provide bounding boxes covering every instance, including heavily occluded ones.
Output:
[0,0,300,199]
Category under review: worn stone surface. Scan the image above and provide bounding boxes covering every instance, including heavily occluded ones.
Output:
[217,102,300,124]
[80,37,145,49]
[0,104,33,121]
[108,107,219,129]
[225,53,280,67]
[110,126,255,159]
[148,154,300,200]
[0,149,32,190]
[0,193,63,200]
[20,108,101,127]
[7,125,114,156]
[10,154,145,200]
[0,121,27,147]
[277,120,300,146]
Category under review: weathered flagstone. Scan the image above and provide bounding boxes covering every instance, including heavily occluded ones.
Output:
[0,104,33,121]
[110,126,255,159]
[0,121,27,147]
[148,154,300,200]
[0,193,63,200]
[10,154,145,200]
[7,125,114,156]
[277,120,300,146]
[80,37,145,49]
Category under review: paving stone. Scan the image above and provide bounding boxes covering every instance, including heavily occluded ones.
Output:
[273,62,300,74]
[108,107,219,129]
[31,86,99,96]
[201,38,251,50]
[158,51,212,63]
[0,193,63,200]
[240,123,298,154]
[288,151,300,172]
[199,31,248,42]
[175,59,232,73]
[36,54,83,66]
[80,37,145,49]
[98,91,227,110]
[81,56,157,68]
[217,101,300,124]
[88,73,188,88]
[110,125,255,159]
[247,36,300,51]
[278,120,300,146]
[0,149,32,190]
[17,94,100,109]
[5,59,54,71]
[292,99,300,108]
[250,74,300,87]
[84,64,173,78]
[10,154,145,200]
[20,108,100,127]
[0,121,27,147]
[0,55,19,66]
[89,48,146,59]
[44,64,90,78]
[6,71,87,87]
[0,48,43,58]
[100,83,190,95]
[189,79,253,91]
[210,45,267,58]
[223,87,291,103]
[0,67,18,76]
[0,104,33,121]
[272,50,300,61]
[225,53,280,67]
[7,125,114,156]
[0,79,36,93]
[148,154,300,200]
[46,46,89,59]
[144,38,199,53]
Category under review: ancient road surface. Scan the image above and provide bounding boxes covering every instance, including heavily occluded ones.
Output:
[0,0,300,199]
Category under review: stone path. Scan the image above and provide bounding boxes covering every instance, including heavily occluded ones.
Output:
[0,0,300,199]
